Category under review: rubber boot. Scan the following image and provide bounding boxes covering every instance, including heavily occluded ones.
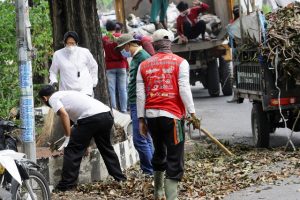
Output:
[154,171,165,200]
[165,179,178,200]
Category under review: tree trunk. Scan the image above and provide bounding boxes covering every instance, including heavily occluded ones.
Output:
[48,0,109,104]
[39,0,110,147]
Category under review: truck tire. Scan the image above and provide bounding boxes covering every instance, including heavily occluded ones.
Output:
[207,59,220,97]
[219,57,233,96]
[251,103,270,148]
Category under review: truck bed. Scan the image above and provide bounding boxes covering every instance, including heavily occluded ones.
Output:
[171,30,227,53]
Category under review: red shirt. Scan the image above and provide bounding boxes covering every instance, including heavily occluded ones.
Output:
[141,36,155,56]
[102,32,128,70]
[139,52,186,118]
[176,3,209,37]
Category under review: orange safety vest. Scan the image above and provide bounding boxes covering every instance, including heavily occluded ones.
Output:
[140,52,186,119]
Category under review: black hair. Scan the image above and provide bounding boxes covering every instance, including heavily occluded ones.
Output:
[115,22,124,32]
[106,20,117,31]
[233,5,240,20]
[177,1,189,12]
[63,31,79,44]
[38,85,55,98]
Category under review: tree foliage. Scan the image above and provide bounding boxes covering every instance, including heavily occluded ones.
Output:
[0,0,52,118]
[97,0,114,12]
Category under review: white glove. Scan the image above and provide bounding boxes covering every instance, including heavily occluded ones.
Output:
[58,136,70,151]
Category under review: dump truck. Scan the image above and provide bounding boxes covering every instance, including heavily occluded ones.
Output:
[231,2,300,148]
[115,0,235,97]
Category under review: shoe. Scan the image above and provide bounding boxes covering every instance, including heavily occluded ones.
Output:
[53,184,77,193]
[227,98,238,103]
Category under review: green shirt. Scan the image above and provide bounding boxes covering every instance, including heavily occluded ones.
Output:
[128,49,151,104]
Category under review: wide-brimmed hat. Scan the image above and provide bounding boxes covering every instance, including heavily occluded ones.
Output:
[115,34,140,50]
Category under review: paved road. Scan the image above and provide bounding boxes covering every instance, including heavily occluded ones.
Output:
[191,84,300,147]
[191,84,300,200]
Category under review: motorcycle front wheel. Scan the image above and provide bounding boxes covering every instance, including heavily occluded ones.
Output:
[11,170,51,200]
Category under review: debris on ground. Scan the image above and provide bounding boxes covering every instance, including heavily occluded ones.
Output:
[52,140,300,200]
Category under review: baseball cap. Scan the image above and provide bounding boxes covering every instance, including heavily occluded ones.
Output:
[152,29,174,42]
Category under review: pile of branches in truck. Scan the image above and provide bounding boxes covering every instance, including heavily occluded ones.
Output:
[260,2,300,81]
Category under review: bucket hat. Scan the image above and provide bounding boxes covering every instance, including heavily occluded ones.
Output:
[115,34,140,50]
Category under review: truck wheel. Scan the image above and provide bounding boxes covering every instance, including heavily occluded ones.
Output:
[251,103,270,148]
[207,59,220,97]
[219,57,233,96]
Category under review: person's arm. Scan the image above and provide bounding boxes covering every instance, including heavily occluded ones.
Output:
[176,17,188,43]
[136,65,148,137]
[57,107,71,137]
[56,107,71,151]
[49,53,59,85]
[132,0,143,10]
[178,59,195,115]
[136,64,146,118]
[193,1,209,13]
[86,50,99,87]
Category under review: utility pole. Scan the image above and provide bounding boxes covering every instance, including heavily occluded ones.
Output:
[16,0,36,162]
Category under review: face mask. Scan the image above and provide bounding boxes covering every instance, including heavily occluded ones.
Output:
[65,45,77,54]
[121,49,131,58]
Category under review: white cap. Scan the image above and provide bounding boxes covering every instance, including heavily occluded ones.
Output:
[152,29,174,42]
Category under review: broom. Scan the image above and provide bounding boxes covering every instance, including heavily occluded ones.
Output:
[36,109,55,146]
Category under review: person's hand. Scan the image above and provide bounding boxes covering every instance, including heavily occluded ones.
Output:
[139,118,148,137]
[51,82,59,91]
[84,147,91,157]
[193,0,202,6]
[58,136,70,151]
[132,4,139,10]
[179,35,188,44]
[187,114,201,130]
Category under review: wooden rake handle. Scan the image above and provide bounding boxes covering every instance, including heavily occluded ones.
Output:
[200,128,234,156]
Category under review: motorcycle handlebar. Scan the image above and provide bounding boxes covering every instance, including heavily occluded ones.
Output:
[0,120,22,129]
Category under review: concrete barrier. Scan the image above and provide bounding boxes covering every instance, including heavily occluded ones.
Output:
[37,135,139,186]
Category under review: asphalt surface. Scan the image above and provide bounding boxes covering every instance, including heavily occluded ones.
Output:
[191,84,300,200]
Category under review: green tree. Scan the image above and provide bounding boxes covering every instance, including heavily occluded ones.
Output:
[0,0,52,118]
[0,1,19,118]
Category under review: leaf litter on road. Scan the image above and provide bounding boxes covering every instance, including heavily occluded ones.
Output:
[52,139,300,200]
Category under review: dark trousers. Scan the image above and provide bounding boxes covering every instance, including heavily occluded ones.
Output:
[56,112,126,190]
[147,117,185,181]
[183,20,206,40]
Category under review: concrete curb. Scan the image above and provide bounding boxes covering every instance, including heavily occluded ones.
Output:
[37,135,139,186]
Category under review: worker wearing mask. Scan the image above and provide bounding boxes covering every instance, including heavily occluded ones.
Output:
[49,31,98,96]
[38,85,126,192]
[176,1,209,43]
[115,34,154,175]
[136,29,200,200]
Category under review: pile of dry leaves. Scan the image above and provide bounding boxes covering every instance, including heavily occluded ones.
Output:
[52,140,300,200]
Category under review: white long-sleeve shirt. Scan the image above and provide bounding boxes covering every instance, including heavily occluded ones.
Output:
[136,57,195,119]
[49,46,98,96]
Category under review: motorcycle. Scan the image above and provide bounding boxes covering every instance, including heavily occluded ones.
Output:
[0,120,51,200]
